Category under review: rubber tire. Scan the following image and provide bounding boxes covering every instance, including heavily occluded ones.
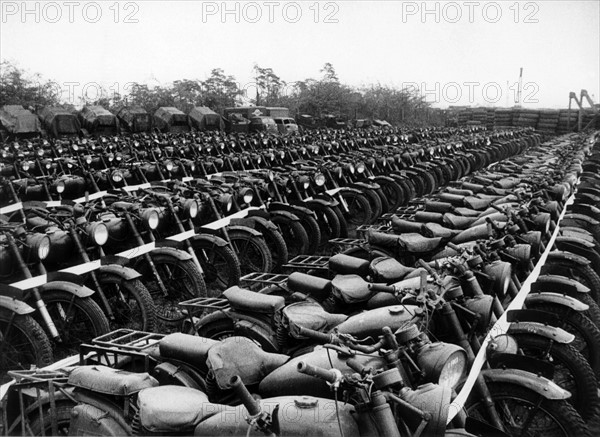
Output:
[465,381,589,437]
[527,302,600,378]
[361,188,383,223]
[0,309,53,383]
[139,255,207,327]
[312,205,341,252]
[513,333,600,421]
[260,225,289,273]
[228,229,273,274]
[341,191,373,236]
[374,188,390,214]
[193,240,241,296]
[298,214,321,255]
[41,291,110,361]
[378,180,405,212]
[92,275,157,332]
[26,401,75,436]
[271,216,310,259]
[196,318,235,340]
[330,205,348,238]
[540,262,600,304]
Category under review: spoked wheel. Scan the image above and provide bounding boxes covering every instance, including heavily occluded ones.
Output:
[42,291,110,361]
[193,240,241,296]
[90,275,157,332]
[271,216,309,259]
[228,229,273,275]
[466,381,588,437]
[311,205,341,254]
[137,254,207,328]
[340,191,373,237]
[0,309,53,384]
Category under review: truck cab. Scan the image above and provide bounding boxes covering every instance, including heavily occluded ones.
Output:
[273,117,299,134]
[249,116,278,134]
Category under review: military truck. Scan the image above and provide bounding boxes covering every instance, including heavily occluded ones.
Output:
[117,106,152,133]
[188,106,225,131]
[153,107,190,133]
[0,105,43,140]
[38,106,81,138]
[78,105,120,136]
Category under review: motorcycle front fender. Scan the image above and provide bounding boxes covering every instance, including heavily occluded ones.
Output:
[545,251,591,267]
[507,321,575,344]
[525,292,589,312]
[0,294,35,315]
[226,224,263,238]
[266,209,301,222]
[149,246,192,261]
[535,275,590,293]
[39,280,95,298]
[97,264,142,282]
[480,368,571,400]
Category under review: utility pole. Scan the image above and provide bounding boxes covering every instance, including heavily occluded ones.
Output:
[515,67,523,107]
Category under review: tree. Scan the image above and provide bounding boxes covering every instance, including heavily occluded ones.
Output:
[201,68,240,112]
[253,64,285,106]
[320,63,339,82]
[0,59,61,108]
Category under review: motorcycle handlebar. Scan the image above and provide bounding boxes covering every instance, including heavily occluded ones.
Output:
[297,362,339,384]
[228,375,261,417]
[368,283,396,293]
[446,242,462,252]
[296,326,334,344]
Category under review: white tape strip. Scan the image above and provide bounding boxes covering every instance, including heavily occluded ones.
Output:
[201,207,260,230]
[122,183,151,192]
[0,202,23,214]
[10,274,48,290]
[326,187,343,196]
[73,191,108,203]
[44,201,63,207]
[182,176,194,182]
[116,242,156,259]
[167,229,196,242]
[446,193,575,423]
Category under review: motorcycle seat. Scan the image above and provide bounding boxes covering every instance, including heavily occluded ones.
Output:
[159,333,218,371]
[331,274,372,304]
[421,223,462,239]
[283,301,348,338]
[391,216,422,233]
[138,385,222,434]
[287,272,332,301]
[442,213,477,229]
[207,336,289,389]
[370,257,415,282]
[329,254,370,277]
[452,207,481,217]
[463,196,494,210]
[224,286,285,314]
[396,233,443,253]
[68,365,157,395]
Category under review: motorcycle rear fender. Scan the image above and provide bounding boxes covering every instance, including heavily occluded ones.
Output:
[69,391,131,435]
[150,246,192,261]
[480,368,571,400]
[97,264,142,282]
[190,233,229,247]
[525,292,589,312]
[546,251,590,267]
[227,224,263,238]
[39,280,95,298]
[535,275,590,293]
[234,319,278,352]
[0,295,35,315]
[507,322,575,344]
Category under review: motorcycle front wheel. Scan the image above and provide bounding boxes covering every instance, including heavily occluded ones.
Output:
[466,381,589,437]
[228,229,273,275]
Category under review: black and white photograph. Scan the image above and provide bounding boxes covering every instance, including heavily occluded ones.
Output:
[1,1,599,436]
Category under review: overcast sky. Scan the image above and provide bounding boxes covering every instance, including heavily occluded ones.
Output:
[1,0,599,108]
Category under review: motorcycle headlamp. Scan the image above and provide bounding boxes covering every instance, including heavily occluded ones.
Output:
[111,171,124,183]
[72,144,79,151]
[183,199,199,218]
[280,150,285,159]
[482,260,512,298]
[55,180,66,194]
[25,233,51,261]
[356,162,366,174]
[141,208,160,230]
[533,212,551,234]
[504,244,531,268]
[416,342,467,389]
[349,163,355,174]
[87,222,109,246]
[21,161,30,171]
[239,188,254,204]
[219,194,233,212]
[36,148,44,157]
[314,173,326,187]
[165,160,174,171]
[85,155,93,165]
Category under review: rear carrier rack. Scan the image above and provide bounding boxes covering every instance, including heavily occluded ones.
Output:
[357,224,392,236]
[3,369,71,436]
[178,296,230,312]
[329,237,366,247]
[78,329,164,370]
[283,255,330,271]
[241,272,289,286]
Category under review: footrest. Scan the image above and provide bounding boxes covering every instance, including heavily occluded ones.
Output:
[178,296,230,311]
[283,255,330,270]
[329,237,366,246]
[92,329,164,351]
[240,272,289,285]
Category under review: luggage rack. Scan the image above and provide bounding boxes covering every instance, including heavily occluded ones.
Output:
[78,329,165,370]
[328,237,366,247]
[282,255,330,271]
[357,224,392,234]
[2,369,72,437]
[178,296,230,312]
[240,272,289,286]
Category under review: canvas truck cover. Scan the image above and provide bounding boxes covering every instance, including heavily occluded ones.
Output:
[117,106,151,132]
[38,106,81,137]
[153,107,189,133]
[79,105,119,135]
[188,106,225,131]
[0,105,43,135]
[265,107,289,118]
[223,106,267,120]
